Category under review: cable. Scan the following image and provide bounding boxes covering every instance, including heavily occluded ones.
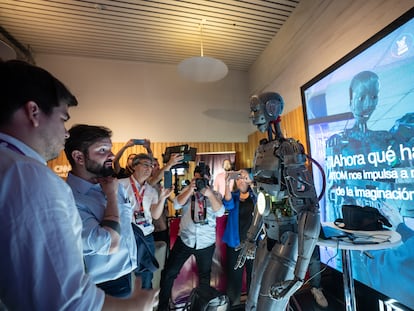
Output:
[303,241,340,287]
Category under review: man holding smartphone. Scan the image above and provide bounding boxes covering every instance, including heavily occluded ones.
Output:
[119,153,173,289]
[113,138,153,178]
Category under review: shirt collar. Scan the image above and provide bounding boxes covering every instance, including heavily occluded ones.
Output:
[0,132,46,164]
[66,172,101,194]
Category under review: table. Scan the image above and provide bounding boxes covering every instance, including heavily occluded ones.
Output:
[317,222,401,311]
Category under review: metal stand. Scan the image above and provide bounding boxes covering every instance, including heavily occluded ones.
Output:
[342,249,357,311]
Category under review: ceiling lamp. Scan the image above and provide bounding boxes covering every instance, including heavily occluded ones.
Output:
[178,21,228,83]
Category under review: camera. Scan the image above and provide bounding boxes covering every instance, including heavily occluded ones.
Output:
[228,171,241,180]
[194,161,210,192]
[195,178,208,191]
[162,144,197,169]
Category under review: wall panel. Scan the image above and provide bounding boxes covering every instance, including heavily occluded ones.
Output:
[48,141,250,179]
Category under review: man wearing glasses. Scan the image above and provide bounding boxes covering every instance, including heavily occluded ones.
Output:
[119,153,173,289]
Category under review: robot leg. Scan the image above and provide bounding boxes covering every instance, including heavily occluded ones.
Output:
[256,231,299,311]
[245,238,272,311]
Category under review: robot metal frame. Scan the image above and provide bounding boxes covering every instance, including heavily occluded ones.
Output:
[236,92,325,311]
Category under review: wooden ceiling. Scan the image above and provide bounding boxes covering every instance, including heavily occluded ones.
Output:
[0,0,300,71]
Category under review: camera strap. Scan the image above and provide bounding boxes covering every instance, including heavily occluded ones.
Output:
[191,193,207,225]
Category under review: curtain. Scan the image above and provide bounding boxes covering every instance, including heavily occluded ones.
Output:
[195,152,236,184]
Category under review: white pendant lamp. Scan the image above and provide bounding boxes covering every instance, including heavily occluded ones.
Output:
[178,22,228,83]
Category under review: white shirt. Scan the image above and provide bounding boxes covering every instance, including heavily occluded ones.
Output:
[174,192,225,249]
[0,133,104,311]
[119,176,159,236]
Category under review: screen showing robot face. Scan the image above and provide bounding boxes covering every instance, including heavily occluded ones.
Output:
[301,8,414,309]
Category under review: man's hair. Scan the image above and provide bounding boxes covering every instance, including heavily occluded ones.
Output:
[132,153,153,167]
[64,124,112,167]
[0,60,78,125]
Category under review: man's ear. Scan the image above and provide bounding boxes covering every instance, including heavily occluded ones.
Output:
[71,150,84,165]
[25,101,41,127]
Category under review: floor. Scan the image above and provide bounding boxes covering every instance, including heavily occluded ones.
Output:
[168,264,347,311]
[229,286,344,311]
[227,263,345,311]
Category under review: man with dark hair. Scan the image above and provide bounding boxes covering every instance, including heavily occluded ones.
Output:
[0,60,158,310]
[65,124,137,297]
[158,163,224,311]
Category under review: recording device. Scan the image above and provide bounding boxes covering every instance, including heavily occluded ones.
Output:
[162,144,197,169]
[228,171,241,180]
[164,170,173,189]
[195,161,210,192]
[195,178,208,192]
[133,139,146,145]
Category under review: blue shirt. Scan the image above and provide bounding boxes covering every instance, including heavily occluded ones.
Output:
[66,173,137,284]
[222,188,257,248]
[0,133,104,311]
[174,192,225,249]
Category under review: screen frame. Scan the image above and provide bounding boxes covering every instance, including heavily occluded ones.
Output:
[301,7,414,151]
[300,7,414,309]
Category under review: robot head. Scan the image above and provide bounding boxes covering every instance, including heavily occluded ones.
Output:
[349,71,379,124]
[250,92,284,132]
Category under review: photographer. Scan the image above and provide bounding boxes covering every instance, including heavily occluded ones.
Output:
[113,138,153,178]
[158,164,224,311]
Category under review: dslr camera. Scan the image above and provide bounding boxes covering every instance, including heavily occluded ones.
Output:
[195,178,208,192]
[195,162,210,192]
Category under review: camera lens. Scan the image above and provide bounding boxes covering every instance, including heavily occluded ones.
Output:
[195,178,207,191]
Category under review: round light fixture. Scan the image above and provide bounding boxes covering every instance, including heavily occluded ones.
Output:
[177,20,228,83]
[178,56,228,83]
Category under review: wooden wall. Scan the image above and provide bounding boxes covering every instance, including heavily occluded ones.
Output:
[247,106,307,154]
[48,141,251,179]
[48,106,306,179]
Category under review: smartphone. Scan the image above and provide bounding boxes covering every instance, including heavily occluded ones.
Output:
[133,139,145,145]
[164,170,173,189]
[228,171,240,180]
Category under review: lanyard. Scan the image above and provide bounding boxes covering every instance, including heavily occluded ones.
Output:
[129,177,145,212]
[0,139,25,155]
[191,192,207,224]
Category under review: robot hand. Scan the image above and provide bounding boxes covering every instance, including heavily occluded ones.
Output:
[269,278,303,300]
[234,240,257,269]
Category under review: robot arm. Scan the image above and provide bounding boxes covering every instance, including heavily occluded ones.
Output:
[234,206,263,268]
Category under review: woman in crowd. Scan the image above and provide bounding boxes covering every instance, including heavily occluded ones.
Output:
[222,169,256,307]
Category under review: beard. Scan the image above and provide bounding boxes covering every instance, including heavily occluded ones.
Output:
[85,158,114,177]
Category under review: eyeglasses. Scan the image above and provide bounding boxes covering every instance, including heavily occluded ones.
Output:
[137,162,154,169]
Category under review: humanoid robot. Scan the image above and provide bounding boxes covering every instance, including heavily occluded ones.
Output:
[325,71,393,221]
[236,92,324,310]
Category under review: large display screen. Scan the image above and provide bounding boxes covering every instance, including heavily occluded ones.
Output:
[301,8,414,309]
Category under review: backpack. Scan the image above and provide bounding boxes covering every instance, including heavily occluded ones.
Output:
[184,285,230,311]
